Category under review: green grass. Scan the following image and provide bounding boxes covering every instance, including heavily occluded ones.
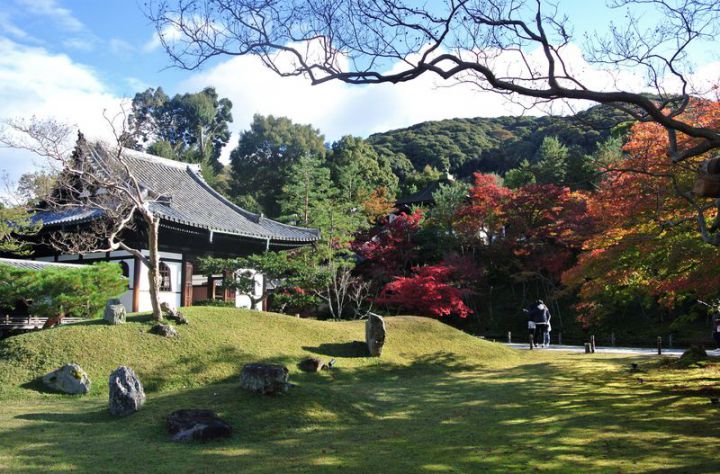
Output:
[0,307,719,473]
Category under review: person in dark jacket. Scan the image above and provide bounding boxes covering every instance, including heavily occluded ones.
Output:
[530,300,552,348]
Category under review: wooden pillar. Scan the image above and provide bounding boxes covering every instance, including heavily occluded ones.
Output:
[182,260,194,307]
[132,256,142,313]
[208,274,215,301]
[222,270,233,303]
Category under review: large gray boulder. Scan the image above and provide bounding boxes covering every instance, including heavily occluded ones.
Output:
[240,364,289,395]
[166,409,233,442]
[365,313,386,357]
[108,366,146,416]
[103,299,126,325]
[42,363,91,394]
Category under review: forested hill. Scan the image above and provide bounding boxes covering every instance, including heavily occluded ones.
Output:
[367,104,630,180]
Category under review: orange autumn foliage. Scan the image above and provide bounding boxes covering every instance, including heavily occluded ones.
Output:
[563,99,720,327]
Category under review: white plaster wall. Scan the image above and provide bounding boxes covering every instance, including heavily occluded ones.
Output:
[136,257,182,312]
[235,270,264,310]
[32,251,182,313]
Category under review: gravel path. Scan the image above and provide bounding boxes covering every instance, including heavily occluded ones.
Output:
[503,342,705,357]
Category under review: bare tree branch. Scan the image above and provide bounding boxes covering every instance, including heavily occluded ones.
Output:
[0,113,168,320]
[148,0,720,163]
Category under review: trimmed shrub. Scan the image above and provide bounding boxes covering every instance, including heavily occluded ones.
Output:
[0,262,127,319]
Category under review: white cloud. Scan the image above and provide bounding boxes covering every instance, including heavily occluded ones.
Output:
[143,24,183,53]
[179,42,720,166]
[62,36,95,51]
[109,38,134,56]
[0,38,123,182]
[0,33,717,189]
[125,76,149,93]
[177,47,581,164]
[0,11,39,43]
[16,0,83,32]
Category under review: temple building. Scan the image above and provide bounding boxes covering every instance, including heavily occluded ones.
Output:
[24,141,320,313]
[394,172,456,212]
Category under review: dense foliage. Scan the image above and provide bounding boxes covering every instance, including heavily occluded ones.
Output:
[25,82,713,341]
[0,206,40,255]
[0,262,127,320]
[128,86,233,190]
[367,104,629,185]
[562,100,720,334]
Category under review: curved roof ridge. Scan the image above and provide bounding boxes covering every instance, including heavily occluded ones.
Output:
[52,139,320,244]
[117,145,201,172]
[184,168,320,240]
[184,166,262,223]
[258,215,322,238]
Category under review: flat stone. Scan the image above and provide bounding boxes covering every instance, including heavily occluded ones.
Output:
[167,409,233,442]
[240,363,289,395]
[149,323,178,337]
[42,363,91,395]
[108,366,145,416]
[298,357,325,373]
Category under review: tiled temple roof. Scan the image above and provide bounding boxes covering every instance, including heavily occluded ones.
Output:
[34,141,320,244]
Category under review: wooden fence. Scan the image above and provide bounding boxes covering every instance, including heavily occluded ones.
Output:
[0,314,85,330]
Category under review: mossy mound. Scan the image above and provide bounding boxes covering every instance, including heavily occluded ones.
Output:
[0,307,517,399]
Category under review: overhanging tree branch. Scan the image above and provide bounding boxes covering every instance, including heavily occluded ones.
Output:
[148,0,720,163]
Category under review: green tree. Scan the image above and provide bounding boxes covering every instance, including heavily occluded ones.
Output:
[279,155,335,227]
[533,136,568,184]
[504,160,536,189]
[566,137,625,190]
[420,181,471,256]
[197,252,305,309]
[0,262,126,323]
[15,170,56,204]
[327,136,398,204]
[403,165,443,195]
[129,86,233,173]
[230,114,326,217]
[430,181,470,232]
[0,206,40,255]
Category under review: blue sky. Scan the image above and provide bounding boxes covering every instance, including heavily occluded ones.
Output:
[0,0,717,188]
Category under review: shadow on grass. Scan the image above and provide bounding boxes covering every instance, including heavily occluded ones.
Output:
[302,341,368,358]
[16,408,110,423]
[2,353,720,473]
[18,377,66,395]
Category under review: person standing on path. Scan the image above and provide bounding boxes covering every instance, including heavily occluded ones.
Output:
[531,300,552,348]
[526,310,537,349]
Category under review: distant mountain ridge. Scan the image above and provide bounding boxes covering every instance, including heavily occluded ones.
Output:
[367,104,631,180]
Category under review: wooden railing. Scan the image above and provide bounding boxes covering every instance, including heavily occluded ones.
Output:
[0,314,85,330]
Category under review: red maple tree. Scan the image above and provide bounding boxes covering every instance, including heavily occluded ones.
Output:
[374,256,480,318]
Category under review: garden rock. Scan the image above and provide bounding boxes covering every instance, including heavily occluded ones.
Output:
[161,302,188,325]
[42,363,91,395]
[679,345,708,366]
[150,323,178,337]
[108,366,146,416]
[365,313,386,357]
[298,357,325,372]
[103,298,126,325]
[240,363,289,395]
[166,409,233,442]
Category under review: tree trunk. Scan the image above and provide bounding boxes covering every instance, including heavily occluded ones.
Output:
[147,218,163,321]
[43,312,64,329]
